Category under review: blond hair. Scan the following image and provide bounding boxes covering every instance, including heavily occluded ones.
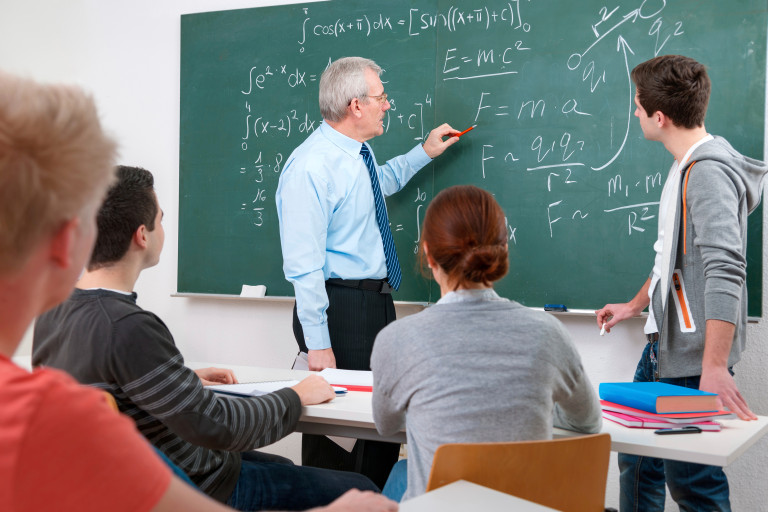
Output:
[0,72,117,275]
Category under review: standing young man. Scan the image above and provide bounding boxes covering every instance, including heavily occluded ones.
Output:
[596,55,767,511]
[276,57,459,486]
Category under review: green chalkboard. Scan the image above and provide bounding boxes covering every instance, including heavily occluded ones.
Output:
[179,0,765,316]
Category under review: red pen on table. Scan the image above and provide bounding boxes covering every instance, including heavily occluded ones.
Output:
[454,124,476,137]
[330,384,373,392]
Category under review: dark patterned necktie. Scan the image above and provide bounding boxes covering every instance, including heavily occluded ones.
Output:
[360,144,401,290]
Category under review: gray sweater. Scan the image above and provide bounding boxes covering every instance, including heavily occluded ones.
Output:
[650,136,768,377]
[371,290,601,500]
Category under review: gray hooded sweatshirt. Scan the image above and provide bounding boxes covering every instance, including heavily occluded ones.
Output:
[651,136,767,378]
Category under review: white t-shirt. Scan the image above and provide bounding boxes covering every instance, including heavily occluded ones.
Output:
[645,134,713,334]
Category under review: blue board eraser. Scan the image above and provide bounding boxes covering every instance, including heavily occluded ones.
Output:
[544,304,568,311]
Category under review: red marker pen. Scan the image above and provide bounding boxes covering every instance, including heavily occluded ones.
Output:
[454,125,476,137]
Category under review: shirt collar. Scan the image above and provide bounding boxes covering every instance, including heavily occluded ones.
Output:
[436,288,505,305]
[319,121,367,159]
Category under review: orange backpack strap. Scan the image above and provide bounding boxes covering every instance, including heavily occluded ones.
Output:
[682,161,697,255]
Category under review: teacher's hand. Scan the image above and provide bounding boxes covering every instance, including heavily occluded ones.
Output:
[308,348,336,371]
[422,123,460,158]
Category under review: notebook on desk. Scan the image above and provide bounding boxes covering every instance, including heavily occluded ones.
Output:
[209,380,348,397]
[207,380,300,397]
[318,368,373,392]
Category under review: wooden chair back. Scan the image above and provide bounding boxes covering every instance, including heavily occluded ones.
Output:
[426,433,611,512]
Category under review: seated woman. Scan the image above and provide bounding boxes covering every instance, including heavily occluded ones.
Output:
[371,185,602,502]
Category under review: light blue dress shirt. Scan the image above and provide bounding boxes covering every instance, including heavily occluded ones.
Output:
[276,122,431,350]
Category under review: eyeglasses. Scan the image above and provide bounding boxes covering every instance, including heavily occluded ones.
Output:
[366,92,388,105]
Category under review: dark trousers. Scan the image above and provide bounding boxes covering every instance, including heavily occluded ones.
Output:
[292,281,399,489]
[226,450,377,510]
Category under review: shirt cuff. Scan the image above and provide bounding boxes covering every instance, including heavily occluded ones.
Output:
[704,288,741,325]
[408,143,433,168]
[302,323,332,351]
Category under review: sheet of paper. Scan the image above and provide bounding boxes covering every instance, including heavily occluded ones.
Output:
[318,368,373,387]
[327,436,357,452]
[292,351,309,371]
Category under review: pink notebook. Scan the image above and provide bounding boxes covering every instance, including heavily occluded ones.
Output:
[603,409,721,431]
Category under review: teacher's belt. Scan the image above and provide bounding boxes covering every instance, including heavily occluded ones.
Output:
[326,278,393,294]
[646,332,660,343]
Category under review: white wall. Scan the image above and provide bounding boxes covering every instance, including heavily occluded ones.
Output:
[3,2,766,509]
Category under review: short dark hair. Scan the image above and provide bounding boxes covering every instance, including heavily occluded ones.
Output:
[420,185,508,289]
[631,55,710,129]
[88,165,157,270]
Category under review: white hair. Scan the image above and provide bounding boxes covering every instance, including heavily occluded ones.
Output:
[319,57,381,122]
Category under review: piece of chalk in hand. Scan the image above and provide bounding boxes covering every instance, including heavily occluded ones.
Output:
[600,323,607,336]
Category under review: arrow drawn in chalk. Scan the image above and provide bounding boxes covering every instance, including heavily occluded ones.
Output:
[592,36,635,171]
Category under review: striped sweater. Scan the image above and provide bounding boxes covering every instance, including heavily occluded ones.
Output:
[32,288,301,503]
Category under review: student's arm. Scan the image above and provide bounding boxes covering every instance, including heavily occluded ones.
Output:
[699,319,756,420]
[110,317,303,452]
[550,322,602,434]
[685,164,755,420]
[594,277,651,333]
[308,490,398,512]
[155,481,399,512]
[152,477,232,511]
[370,328,407,436]
[553,373,603,434]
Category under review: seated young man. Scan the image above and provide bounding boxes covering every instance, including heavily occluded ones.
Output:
[0,70,395,512]
[31,173,382,507]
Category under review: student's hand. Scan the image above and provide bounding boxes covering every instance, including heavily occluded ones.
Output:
[194,367,238,386]
[422,123,461,158]
[699,366,757,420]
[291,374,336,405]
[308,348,336,371]
[700,320,757,421]
[594,302,637,334]
[312,490,398,512]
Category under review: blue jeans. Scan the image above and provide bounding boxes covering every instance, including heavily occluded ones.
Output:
[226,450,379,511]
[152,446,196,488]
[382,459,408,502]
[619,342,731,512]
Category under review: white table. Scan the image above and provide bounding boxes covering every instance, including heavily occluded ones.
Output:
[190,363,407,443]
[398,480,558,511]
[197,363,768,467]
[555,417,768,467]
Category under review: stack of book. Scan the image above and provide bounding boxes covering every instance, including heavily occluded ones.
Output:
[599,382,735,432]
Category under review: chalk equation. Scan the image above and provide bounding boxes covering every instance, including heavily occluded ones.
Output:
[297,1,530,52]
[229,0,685,243]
